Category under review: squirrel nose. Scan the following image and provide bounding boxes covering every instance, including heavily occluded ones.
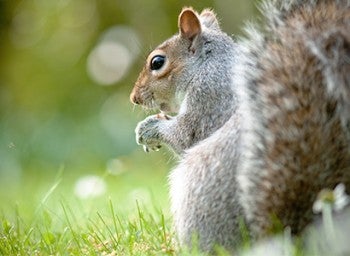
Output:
[130,93,142,105]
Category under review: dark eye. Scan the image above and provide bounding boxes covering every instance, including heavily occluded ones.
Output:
[150,55,165,70]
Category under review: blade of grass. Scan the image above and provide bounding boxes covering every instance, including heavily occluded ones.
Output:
[160,212,167,245]
[136,200,144,235]
[23,227,34,246]
[109,197,120,242]
[96,211,118,248]
[87,220,110,252]
[60,201,82,253]
[36,166,64,215]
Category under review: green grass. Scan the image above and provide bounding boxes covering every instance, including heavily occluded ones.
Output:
[1,150,349,255]
[0,151,180,255]
[0,199,175,255]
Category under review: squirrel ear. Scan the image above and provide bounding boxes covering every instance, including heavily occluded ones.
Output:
[178,7,201,40]
[200,9,220,30]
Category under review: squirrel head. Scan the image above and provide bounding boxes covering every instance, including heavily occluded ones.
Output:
[130,7,220,114]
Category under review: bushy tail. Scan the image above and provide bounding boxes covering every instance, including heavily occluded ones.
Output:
[236,0,350,238]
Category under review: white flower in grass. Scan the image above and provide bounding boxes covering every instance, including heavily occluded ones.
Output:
[240,235,294,256]
[313,183,350,214]
[332,183,350,211]
[306,183,350,255]
[74,175,106,199]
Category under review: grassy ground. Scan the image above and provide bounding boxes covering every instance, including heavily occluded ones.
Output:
[1,148,350,255]
[0,198,174,255]
[0,151,180,255]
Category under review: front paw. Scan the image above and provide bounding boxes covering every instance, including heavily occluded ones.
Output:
[135,115,163,152]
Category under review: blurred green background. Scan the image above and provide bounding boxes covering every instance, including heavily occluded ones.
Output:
[0,0,258,214]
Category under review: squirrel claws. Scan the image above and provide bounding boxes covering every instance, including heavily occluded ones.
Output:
[135,114,164,152]
[157,112,171,120]
[143,144,162,153]
[143,145,150,153]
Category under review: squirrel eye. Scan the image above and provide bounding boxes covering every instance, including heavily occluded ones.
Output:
[150,55,166,71]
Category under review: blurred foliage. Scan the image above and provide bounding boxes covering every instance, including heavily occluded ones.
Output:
[0,0,258,189]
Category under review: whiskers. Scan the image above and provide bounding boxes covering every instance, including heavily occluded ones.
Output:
[131,101,158,116]
[131,104,137,113]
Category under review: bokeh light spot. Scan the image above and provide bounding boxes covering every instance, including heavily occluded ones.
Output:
[87,26,140,86]
[107,158,125,176]
[87,41,131,85]
[74,175,106,199]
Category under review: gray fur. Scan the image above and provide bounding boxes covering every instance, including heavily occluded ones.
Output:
[132,0,350,253]
[236,0,350,238]
[169,111,243,252]
[135,12,239,154]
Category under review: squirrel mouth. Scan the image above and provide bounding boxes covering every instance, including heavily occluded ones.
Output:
[159,103,177,114]
[159,103,170,113]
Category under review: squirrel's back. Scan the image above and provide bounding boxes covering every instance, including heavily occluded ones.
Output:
[236,0,350,236]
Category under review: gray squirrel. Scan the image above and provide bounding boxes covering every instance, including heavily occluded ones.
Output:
[130,0,350,253]
[130,8,239,154]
